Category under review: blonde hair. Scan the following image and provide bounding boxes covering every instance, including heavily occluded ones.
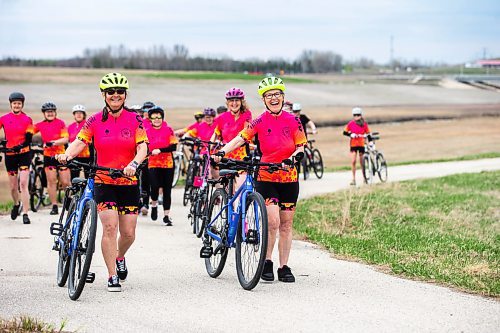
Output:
[226,99,250,113]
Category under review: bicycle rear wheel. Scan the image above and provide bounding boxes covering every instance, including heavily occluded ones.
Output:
[183,162,195,206]
[29,168,44,212]
[195,189,208,238]
[312,149,324,179]
[57,196,77,287]
[235,192,268,290]
[204,188,228,278]
[362,154,373,184]
[376,152,388,182]
[68,200,97,301]
[172,155,181,187]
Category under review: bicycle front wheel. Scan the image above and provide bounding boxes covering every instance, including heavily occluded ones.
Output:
[57,196,77,287]
[312,149,324,179]
[195,189,209,238]
[172,155,181,188]
[235,192,268,290]
[362,154,373,184]
[183,162,195,206]
[204,188,228,278]
[29,168,44,212]
[68,200,97,301]
[376,152,388,182]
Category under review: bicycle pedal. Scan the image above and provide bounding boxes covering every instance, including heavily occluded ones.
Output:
[200,246,213,258]
[52,242,60,251]
[86,272,95,283]
[49,222,63,236]
[246,229,258,244]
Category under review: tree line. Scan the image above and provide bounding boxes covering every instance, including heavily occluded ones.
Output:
[0,44,349,73]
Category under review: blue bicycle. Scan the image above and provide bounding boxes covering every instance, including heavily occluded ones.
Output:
[200,156,294,290]
[50,160,126,300]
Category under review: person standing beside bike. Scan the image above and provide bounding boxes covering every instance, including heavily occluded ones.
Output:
[292,103,317,138]
[144,106,177,225]
[214,77,306,283]
[184,107,218,142]
[68,104,92,180]
[343,107,372,186]
[33,102,71,215]
[56,72,148,292]
[0,92,34,224]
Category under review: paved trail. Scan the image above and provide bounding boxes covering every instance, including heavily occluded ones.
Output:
[1,159,499,332]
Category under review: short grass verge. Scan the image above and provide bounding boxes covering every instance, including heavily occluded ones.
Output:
[294,171,500,296]
[0,315,70,332]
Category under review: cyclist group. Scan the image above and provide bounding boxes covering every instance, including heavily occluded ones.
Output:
[1,72,380,293]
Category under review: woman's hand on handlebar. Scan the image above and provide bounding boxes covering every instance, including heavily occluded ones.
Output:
[151,148,161,156]
[55,153,72,164]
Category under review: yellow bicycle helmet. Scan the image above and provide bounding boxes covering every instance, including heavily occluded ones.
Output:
[258,76,285,96]
[99,72,129,91]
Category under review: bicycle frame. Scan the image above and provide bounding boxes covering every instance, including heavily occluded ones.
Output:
[205,172,258,248]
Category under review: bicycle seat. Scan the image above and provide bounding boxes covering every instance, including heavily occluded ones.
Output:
[219,169,239,178]
[71,177,87,187]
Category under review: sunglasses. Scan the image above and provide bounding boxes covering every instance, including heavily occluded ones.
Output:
[150,116,162,120]
[263,92,284,100]
[353,114,362,117]
[105,88,126,95]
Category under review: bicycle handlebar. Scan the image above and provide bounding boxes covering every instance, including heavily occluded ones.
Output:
[67,159,130,179]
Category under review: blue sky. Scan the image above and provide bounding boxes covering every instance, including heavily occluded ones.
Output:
[1,0,499,64]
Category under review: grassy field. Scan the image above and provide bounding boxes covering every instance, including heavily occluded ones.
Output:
[294,171,500,296]
[140,71,314,82]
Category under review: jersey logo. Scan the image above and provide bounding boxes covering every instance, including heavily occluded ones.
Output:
[266,128,272,136]
[104,129,110,136]
[282,126,291,137]
[121,128,132,138]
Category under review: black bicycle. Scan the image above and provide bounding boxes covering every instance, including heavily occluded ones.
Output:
[301,139,324,180]
[362,132,388,184]
[28,144,48,212]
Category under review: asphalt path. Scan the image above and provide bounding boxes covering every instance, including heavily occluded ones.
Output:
[0,158,499,332]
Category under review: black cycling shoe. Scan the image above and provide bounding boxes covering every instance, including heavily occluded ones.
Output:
[22,214,30,225]
[163,215,173,226]
[11,203,21,220]
[107,275,121,292]
[277,265,295,283]
[50,205,59,215]
[151,206,158,221]
[261,260,274,281]
[116,257,128,281]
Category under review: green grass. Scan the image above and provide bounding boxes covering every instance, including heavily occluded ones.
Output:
[324,152,500,172]
[294,171,500,296]
[0,316,70,332]
[138,71,314,82]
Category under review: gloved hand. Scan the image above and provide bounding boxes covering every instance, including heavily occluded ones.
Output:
[12,145,22,153]
[45,141,54,148]
[369,142,376,149]
[350,133,358,138]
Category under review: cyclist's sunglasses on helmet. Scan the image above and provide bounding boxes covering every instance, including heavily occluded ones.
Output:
[263,92,284,100]
[105,88,126,95]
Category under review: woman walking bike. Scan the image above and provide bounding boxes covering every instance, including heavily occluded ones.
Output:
[57,72,148,292]
[214,77,306,283]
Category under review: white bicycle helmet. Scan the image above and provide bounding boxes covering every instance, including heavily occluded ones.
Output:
[72,104,86,113]
[292,103,301,112]
[352,107,363,116]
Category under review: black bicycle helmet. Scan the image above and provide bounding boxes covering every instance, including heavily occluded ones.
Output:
[147,105,164,119]
[9,92,25,103]
[142,101,155,112]
[41,102,57,112]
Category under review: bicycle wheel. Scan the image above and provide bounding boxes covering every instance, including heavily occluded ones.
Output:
[195,189,209,238]
[68,199,97,301]
[204,188,229,278]
[303,147,311,180]
[172,155,181,187]
[183,162,195,206]
[312,149,324,179]
[57,196,77,287]
[235,192,268,290]
[362,154,373,184]
[29,168,44,212]
[376,152,388,182]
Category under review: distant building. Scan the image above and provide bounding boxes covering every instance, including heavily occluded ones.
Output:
[477,59,500,68]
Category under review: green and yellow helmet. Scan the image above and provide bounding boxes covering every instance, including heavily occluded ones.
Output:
[257,76,285,96]
[99,72,129,91]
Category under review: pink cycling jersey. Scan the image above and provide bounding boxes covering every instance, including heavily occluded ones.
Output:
[68,121,90,158]
[0,112,34,155]
[187,121,216,142]
[240,110,307,182]
[146,121,178,168]
[344,120,370,147]
[77,109,149,185]
[34,118,68,157]
[214,110,252,160]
